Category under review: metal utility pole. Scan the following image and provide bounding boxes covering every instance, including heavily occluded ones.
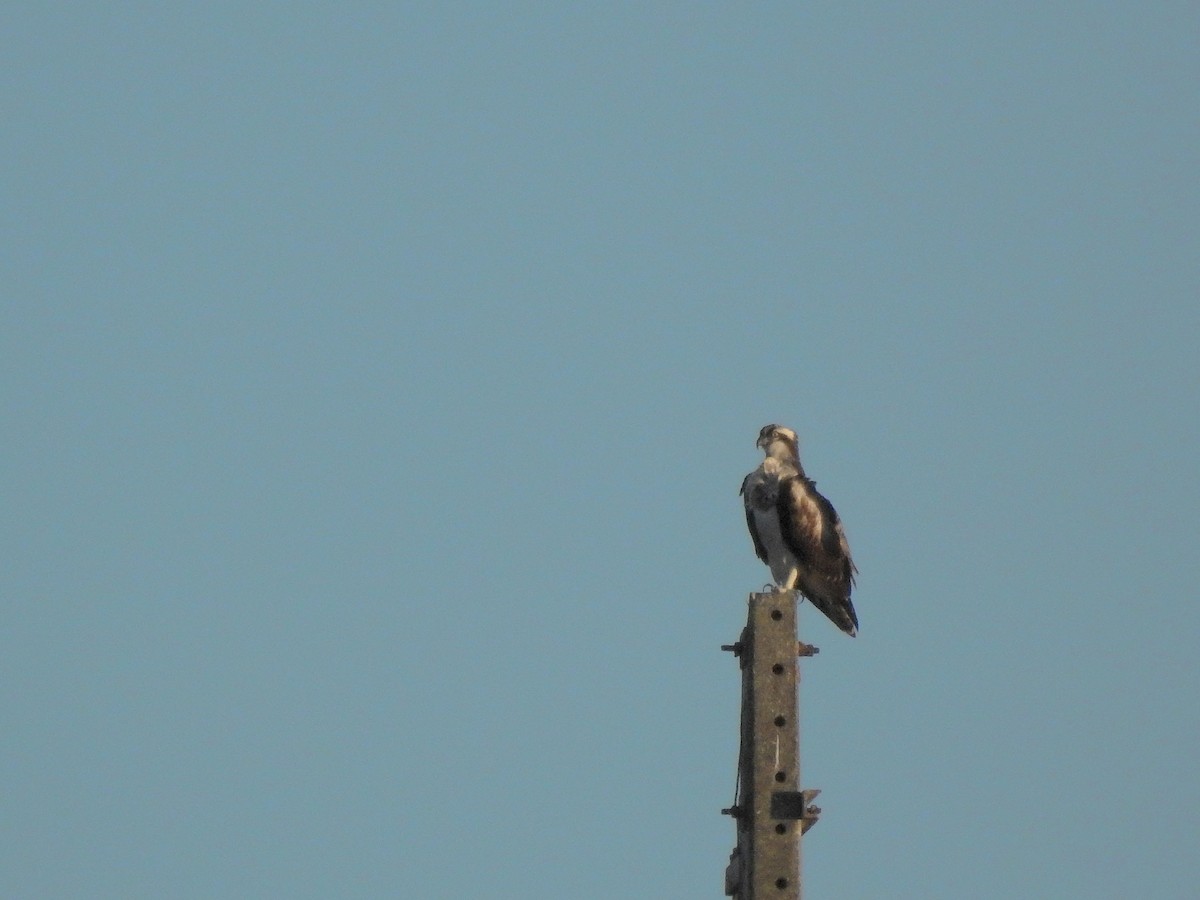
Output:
[722,592,821,899]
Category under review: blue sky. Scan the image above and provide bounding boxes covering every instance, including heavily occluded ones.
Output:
[3,4,1198,898]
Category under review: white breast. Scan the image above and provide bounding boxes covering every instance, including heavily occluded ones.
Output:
[744,463,800,589]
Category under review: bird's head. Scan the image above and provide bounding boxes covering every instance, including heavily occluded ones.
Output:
[756,424,800,460]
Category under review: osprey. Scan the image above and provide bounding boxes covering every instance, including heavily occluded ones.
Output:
[740,424,859,637]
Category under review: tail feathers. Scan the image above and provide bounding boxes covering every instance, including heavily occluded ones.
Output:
[805,593,859,637]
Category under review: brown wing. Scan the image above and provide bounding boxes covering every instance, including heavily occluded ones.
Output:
[778,476,859,636]
[740,473,770,563]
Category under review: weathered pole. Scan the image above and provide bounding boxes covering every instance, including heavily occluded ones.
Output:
[723,592,821,899]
